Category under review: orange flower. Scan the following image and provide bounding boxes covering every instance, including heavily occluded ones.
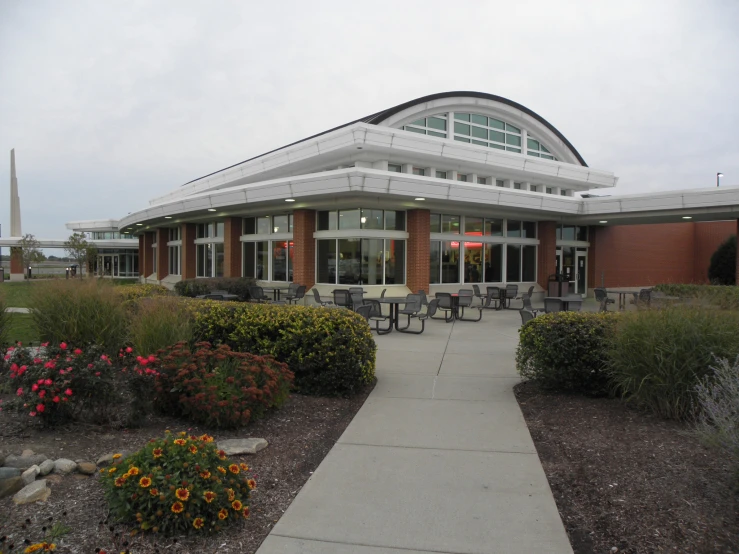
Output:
[200,470,211,479]
[112,453,122,459]
[218,508,228,520]
[178,431,187,437]
[108,467,117,474]
[189,445,198,454]
[128,466,140,476]
[139,477,152,488]
[231,499,243,511]
[173,439,186,446]
[152,448,163,458]
[239,463,249,472]
[242,506,250,519]
[175,488,190,501]
[150,488,159,497]
[247,479,257,490]
[228,464,240,474]
[114,477,126,487]
[199,434,214,443]
[171,501,184,514]
[192,517,205,530]
[217,449,227,460]
[203,491,217,503]
[217,466,226,474]
[226,488,235,501]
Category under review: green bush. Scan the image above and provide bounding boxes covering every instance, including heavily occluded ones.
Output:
[101,431,256,536]
[151,342,293,429]
[653,283,739,310]
[516,311,618,396]
[708,235,737,286]
[29,280,128,351]
[174,277,256,300]
[128,296,195,356]
[116,283,170,305]
[608,306,739,420]
[189,301,376,396]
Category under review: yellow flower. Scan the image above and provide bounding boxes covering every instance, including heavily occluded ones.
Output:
[218,508,228,520]
[171,501,184,514]
[239,463,249,472]
[108,467,117,474]
[200,470,211,479]
[173,438,186,446]
[228,464,240,474]
[179,431,187,437]
[226,488,235,501]
[139,477,152,488]
[217,466,226,474]
[112,453,122,459]
[189,445,198,454]
[231,499,243,511]
[247,478,257,490]
[175,488,190,501]
[152,448,163,458]
[193,517,205,529]
[128,466,140,476]
[203,490,217,503]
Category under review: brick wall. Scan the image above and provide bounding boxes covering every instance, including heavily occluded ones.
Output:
[537,221,558,289]
[139,233,155,278]
[292,210,316,289]
[406,209,430,293]
[223,217,242,278]
[156,228,169,281]
[10,247,23,274]
[693,220,736,283]
[181,224,196,280]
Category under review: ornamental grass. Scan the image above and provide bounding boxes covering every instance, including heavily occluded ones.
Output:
[100,432,255,536]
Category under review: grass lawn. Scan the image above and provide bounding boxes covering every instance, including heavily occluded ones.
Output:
[0,281,36,308]
[5,313,39,345]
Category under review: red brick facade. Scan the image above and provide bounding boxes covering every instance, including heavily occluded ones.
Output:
[10,247,23,275]
[536,221,558,290]
[406,209,430,293]
[292,210,316,290]
[156,228,169,281]
[223,217,242,278]
[139,233,155,279]
[181,224,196,280]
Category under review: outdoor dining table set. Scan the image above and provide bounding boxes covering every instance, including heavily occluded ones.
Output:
[195,283,307,304]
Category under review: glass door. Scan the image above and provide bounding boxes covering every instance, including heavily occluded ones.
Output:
[575,251,587,296]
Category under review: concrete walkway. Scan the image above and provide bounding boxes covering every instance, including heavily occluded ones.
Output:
[257,308,572,554]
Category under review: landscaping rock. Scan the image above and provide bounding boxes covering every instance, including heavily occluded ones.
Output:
[13,479,51,505]
[0,450,6,466]
[77,462,96,475]
[21,449,35,457]
[217,438,268,456]
[22,465,39,485]
[3,453,48,470]
[0,467,21,480]
[38,459,55,476]
[53,459,77,474]
[0,476,24,499]
[96,451,129,467]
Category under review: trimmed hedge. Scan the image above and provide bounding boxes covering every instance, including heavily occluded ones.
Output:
[708,235,737,285]
[116,283,170,304]
[653,283,739,310]
[188,301,376,396]
[174,277,256,300]
[516,311,618,396]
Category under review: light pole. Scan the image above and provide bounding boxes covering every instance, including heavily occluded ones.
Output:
[717,172,724,187]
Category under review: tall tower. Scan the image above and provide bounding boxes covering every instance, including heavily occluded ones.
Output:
[10,149,22,237]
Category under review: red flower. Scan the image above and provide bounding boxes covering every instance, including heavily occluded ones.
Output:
[60,342,67,350]
[29,411,36,417]
[31,384,38,392]
[36,404,45,413]
[16,387,23,396]
[53,396,60,403]
[73,348,82,355]
[125,346,133,353]
[38,390,46,398]
[64,388,73,396]
[44,379,52,386]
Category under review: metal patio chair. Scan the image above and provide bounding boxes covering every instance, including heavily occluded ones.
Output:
[285,284,306,305]
[396,294,429,334]
[311,288,333,307]
[362,299,393,335]
[635,288,652,308]
[457,289,483,322]
[417,290,429,307]
[519,309,536,325]
[355,304,372,321]
[433,292,455,322]
[248,286,270,303]
[505,284,519,309]
[522,294,540,315]
[544,298,563,313]
[484,286,501,310]
[333,289,353,309]
[594,288,614,312]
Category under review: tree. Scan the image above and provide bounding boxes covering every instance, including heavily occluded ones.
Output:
[64,232,97,276]
[19,234,45,277]
[708,235,737,286]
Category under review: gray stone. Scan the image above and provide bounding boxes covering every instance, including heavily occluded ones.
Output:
[53,459,77,474]
[21,465,39,485]
[13,479,51,504]
[0,450,6,466]
[0,476,24,499]
[77,462,96,475]
[21,449,35,457]
[217,438,268,456]
[3,453,48,469]
[0,467,21,479]
[96,451,129,467]
[38,459,55,476]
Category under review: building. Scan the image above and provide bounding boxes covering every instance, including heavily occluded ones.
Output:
[65,92,739,293]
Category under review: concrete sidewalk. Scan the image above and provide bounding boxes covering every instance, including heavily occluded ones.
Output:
[257,309,573,554]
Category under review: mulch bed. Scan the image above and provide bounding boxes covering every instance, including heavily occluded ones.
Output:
[0,383,373,553]
[514,381,739,554]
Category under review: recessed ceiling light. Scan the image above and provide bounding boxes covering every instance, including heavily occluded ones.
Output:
[207,208,217,212]
[682,216,692,219]
[415,197,425,201]
[164,216,172,219]
[136,223,143,226]
[599,220,607,224]
[285,198,295,202]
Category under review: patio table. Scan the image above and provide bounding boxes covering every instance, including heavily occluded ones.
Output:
[262,285,291,302]
[545,295,583,312]
[377,297,410,332]
[606,289,640,311]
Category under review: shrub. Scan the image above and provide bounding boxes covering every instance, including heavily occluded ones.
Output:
[116,283,170,305]
[128,296,195,356]
[3,343,159,426]
[516,311,618,396]
[174,277,256,300]
[29,280,128,351]
[608,307,739,420]
[101,431,255,536]
[653,283,739,310]
[708,235,737,286]
[190,301,376,396]
[694,357,739,480]
[152,342,293,428]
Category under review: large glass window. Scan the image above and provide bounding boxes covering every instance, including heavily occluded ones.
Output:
[484,244,503,282]
[506,245,521,282]
[464,242,483,283]
[317,209,405,231]
[272,240,293,281]
[361,209,384,230]
[441,241,460,283]
[273,215,289,233]
[526,137,557,160]
[402,114,448,138]
[256,216,270,235]
[168,245,180,275]
[316,239,405,285]
[317,211,338,231]
[453,113,522,153]
[522,245,537,281]
[317,240,337,284]
[441,214,460,234]
[485,219,503,236]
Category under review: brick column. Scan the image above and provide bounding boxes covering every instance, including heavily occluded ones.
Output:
[406,209,430,293]
[537,221,558,291]
[223,217,243,278]
[156,228,169,281]
[292,210,316,289]
[140,232,155,278]
[181,223,197,280]
[10,247,23,277]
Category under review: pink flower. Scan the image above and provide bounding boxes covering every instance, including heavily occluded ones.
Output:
[59,370,65,375]
[60,342,67,350]
[31,384,39,392]
[16,387,23,396]
[64,388,73,396]
[33,358,42,364]
[73,348,82,355]
[147,355,156,363]
[36,404,45,413]
[52,396,60,403]
[29,411,36,417]
[100,354,108,361]
[37,379,44,384]
[44,379,52,386]
[95,372,101,376]
[126,347,133,353]
[44,361,55,369]
[10,363,18,373]
[140,359,148,366]
[41,342,49,347]
[7,346,14,352]
[38,390,46,398]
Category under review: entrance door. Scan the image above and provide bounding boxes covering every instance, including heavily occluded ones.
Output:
[575,252,587,295]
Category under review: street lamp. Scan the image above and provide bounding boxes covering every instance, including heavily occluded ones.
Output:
[717,172,724,187]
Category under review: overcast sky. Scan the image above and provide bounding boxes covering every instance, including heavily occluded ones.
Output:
[1,0,737,239]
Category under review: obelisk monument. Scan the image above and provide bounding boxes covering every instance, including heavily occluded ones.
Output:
[9,149,24,280]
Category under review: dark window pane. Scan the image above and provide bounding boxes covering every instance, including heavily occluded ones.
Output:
[387,239,405,285]
[561,226,576,241]
[507,220,521,238]
[256,241,268,280]
[361,209,384,230]
[485,219,503,236]
[464,242,483,283]
[442,214,460,234]
[273,215,289,234]
[522,221,537,238]
[317,240,336,284]
[244,218,256,234]
[506,245,521,282]
[386,210,405,231]
[484,244,502,282]
[430,213,441,233]
[441,240,460,283]
[361,239,384,285]
[339,209,361,230]
[272,240,289,281]
[215,243,224,278]
[430,241,441,284]
[522,245,537,282]
[576,226,588,241]
[465,217,483,235]
[338,238,361,284]
[244,242,256,278]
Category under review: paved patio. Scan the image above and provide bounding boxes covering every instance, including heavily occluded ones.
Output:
[257,306,573,554]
